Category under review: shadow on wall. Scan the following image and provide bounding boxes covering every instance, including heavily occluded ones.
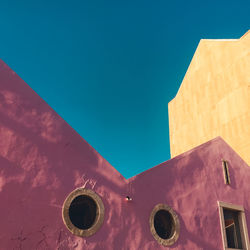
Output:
[1,61,242,249]
[0,66,131,249]
[128,147,221,249]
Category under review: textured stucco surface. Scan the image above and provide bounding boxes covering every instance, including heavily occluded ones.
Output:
[0,60,250,249]
[168,30,250,165]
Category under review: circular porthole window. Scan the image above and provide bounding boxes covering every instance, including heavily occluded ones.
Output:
[149,204,180,246]
[62,188,105,237]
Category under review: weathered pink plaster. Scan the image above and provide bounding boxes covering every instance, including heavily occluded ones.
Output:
[0,60,249,249]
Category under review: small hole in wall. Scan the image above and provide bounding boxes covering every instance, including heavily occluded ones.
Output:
[69,195,97,230]
[126,196,132,201]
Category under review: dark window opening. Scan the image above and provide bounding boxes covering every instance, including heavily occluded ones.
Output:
[223,160,230,185]
[154,209,174,239]
[69,195,97,230]
[223,208,243,249]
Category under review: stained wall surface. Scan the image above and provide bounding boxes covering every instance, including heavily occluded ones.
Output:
[0,60,250,249]
[168,30,250,164]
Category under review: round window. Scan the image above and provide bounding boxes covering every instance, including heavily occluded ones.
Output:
[149,204,180,246]
[62,188,104,237]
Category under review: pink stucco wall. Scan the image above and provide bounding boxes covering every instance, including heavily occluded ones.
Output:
[0,60,249,249]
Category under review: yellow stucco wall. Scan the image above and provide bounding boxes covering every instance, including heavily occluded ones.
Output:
[168,30,250,164]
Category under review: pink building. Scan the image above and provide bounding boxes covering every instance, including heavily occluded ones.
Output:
[0,58,249,250]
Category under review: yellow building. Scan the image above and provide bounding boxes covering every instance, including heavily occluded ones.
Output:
[168,30,250,165]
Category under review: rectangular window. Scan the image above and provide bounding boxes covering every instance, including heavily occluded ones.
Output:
[224,208,242,248]
[222,160,230,185]
[218,201,250,250]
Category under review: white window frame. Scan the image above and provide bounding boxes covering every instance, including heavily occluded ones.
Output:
[218,201,250,250]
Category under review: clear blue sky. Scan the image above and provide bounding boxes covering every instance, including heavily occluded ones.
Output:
[0,0,249,178]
